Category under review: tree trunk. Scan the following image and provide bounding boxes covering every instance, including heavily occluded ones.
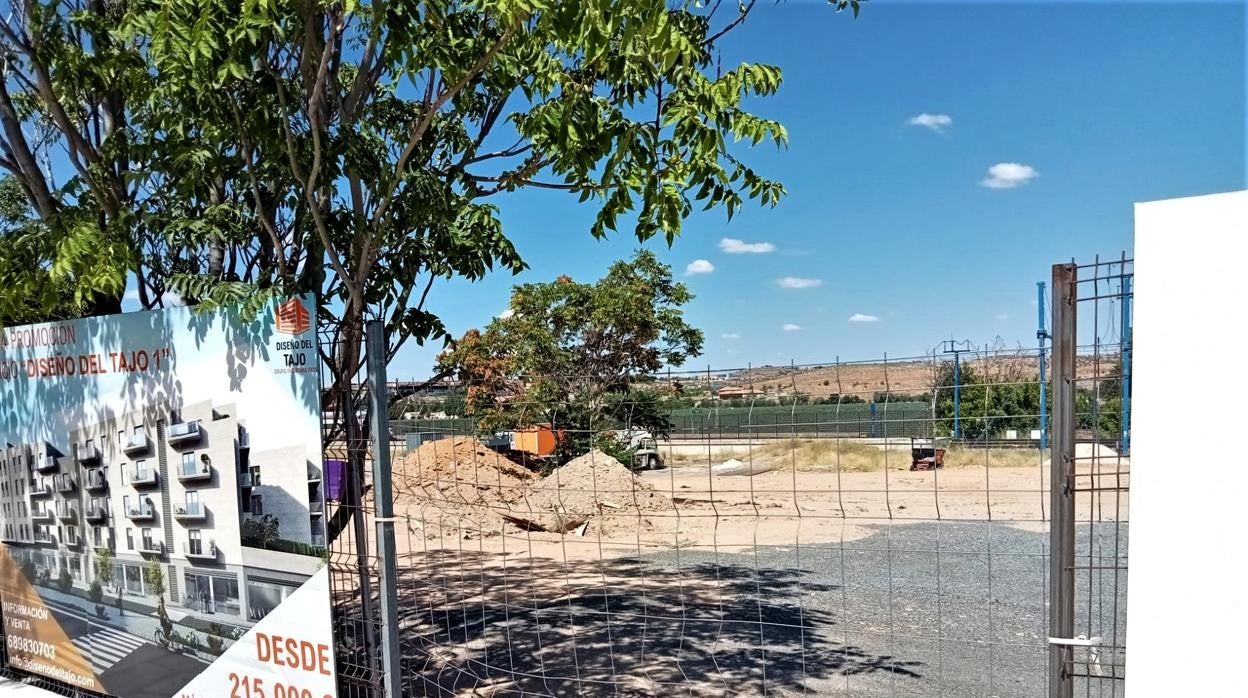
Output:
[87,291,122,317]
[325,301,365,545]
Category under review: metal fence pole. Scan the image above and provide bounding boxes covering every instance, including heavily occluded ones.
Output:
[366,320,402,698]
[1038,281,1049,451]
[1120,273,1132,455]
[1049,263,1077,698]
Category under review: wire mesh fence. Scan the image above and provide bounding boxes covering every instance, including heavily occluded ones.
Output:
[0,259,1130,697]
[1050,257,1131,697]
[333,310,1129,695]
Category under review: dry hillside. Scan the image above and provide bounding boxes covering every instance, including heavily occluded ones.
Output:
[720,354,1117,398]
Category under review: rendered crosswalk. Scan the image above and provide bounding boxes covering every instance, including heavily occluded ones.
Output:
[70,628,147,674]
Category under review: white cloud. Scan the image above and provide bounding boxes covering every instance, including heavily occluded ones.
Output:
[777,276,823,290]
[496,308,515,319]
[685,259,715,275]
[996,313,1010,321]
[719,237,776,254]
[981,162,1038,189]
[782,323,802,332]
[722,332,741,340]
[848,313,880,323]
[908,113,953,133]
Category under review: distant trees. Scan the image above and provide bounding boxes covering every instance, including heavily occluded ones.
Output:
[934,363,1041,440]
[933,356,1127,441]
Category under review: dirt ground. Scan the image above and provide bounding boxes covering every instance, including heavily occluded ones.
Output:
[342,446,1128,697]
[391,456,1128,561]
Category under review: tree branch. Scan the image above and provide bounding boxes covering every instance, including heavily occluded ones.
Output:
[370,24,518,233]
[0,65,55,217]
[703,0,757,46]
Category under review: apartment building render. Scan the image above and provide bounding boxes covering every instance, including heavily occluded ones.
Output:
[0,400,327,626]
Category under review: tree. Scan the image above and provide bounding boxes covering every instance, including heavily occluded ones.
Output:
[439,250,700,459]
[0,178,82,325]
[1,0,864,541]
[241,515,281,549]
[143,559,165,599]
[933,362,1041,440]
[94,546,114,587]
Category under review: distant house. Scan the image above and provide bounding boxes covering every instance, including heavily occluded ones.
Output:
[717,386,757,400]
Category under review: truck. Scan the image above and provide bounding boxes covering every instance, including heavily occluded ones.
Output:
[614,428,665,470]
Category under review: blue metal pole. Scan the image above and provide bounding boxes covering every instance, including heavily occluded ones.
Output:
[1121,275,1132,455]
[1038,282,1048,451]
[953,352,961,440]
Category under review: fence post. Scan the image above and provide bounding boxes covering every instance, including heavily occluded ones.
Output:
[1120,273,1132,454]
[366,321,402,698]
[1049,263,1077,698]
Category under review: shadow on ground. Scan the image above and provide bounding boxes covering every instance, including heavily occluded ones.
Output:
[334,545,922,697]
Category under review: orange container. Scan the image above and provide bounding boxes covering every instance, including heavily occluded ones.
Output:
[513,425,557,455]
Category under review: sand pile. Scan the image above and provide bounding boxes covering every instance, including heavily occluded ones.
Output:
[506,449,673,533]
[395,437,536,532]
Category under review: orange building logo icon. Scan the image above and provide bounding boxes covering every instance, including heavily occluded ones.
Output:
[275,298,311,335]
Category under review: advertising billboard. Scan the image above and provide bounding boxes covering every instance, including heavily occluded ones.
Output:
[0,297,336,698]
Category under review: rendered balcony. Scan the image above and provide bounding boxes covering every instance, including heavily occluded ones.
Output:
[85,502,108,522]
[126,502,156,521]
[238,472,257,487]
[32,530,55,545]
[138,539,164,555]
[75,445,100,464]
[54,474,75,493]
[178,460,212,483]
[129,467,158,487]
[123,433,149,454]
[168,420,202,446]
[84,470,108,491]
[64,533,83,548]
[34,454,59,472]
[56,504,77,522]
[239,430,250,450]
[183,541,218,561]
[29,480,52,497]
[309,500,324,516]
[31,509,54,524]
[174,502,208,521]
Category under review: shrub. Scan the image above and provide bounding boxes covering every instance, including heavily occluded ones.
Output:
[94,604,107,619]
[241,515,281,548]
[205,634,224,655]
[89,579,103,604]
[56,567,73,593]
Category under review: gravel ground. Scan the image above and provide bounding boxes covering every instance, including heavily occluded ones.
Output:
[395,522,1128,697]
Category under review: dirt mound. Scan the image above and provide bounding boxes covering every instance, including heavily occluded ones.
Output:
[506,450,673,532]
[395,438,536,531]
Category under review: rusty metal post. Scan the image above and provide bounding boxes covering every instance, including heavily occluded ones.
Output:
[1049,263,1077,698]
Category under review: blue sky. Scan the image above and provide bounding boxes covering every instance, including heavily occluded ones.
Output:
[387,1,1245,378]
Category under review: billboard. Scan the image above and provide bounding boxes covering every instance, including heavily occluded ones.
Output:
[0,297,336,698]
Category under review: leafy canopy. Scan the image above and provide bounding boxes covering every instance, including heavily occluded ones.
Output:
[439,249,702,436]
[0,0,864,345]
